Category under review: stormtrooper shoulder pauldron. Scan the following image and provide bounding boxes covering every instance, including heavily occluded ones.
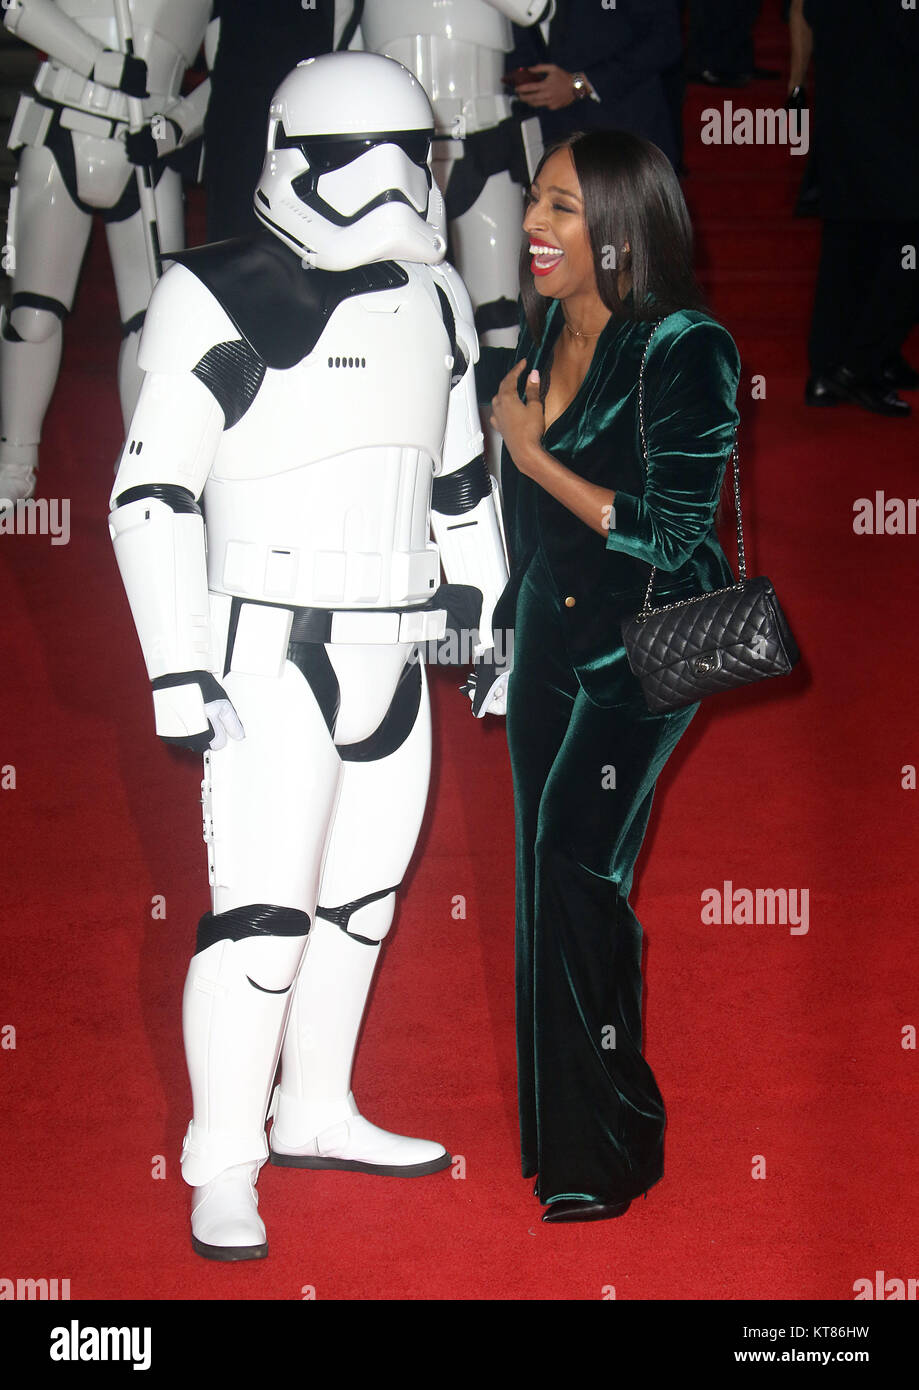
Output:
[157,238,438,433]
[141,244,466,451]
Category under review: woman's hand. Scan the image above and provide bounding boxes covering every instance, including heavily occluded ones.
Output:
[492,360,615,535]
[515,64,578,110]
[491,361,545,474]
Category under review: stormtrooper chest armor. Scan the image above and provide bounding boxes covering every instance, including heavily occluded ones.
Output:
[202,264,454,612]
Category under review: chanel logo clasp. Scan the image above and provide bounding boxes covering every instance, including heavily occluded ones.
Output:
[693,651,721,675]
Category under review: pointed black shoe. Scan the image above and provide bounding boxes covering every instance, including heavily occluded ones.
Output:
[806,366,911,417]
[541,1197,632,1224]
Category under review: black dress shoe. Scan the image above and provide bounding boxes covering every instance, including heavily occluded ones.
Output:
[541,1197,632,1224]
[804,374,841,407]
[881,354,919,391]
[805,366,911,417]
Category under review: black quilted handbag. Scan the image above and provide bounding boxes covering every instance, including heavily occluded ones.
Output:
[620,326,800,712]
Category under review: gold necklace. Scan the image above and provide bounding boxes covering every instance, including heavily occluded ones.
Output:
[564,320,604,339]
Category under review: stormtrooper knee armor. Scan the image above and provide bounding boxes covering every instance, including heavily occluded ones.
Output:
[109,51,510,1260]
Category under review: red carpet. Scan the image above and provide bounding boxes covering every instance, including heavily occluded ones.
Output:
[2,10,918,1311]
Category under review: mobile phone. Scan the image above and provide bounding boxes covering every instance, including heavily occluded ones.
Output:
[502,67,547,88]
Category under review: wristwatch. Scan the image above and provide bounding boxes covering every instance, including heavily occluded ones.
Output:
[571,72,590,100]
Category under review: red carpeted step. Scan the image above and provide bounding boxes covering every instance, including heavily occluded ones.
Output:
[694,219,821,273]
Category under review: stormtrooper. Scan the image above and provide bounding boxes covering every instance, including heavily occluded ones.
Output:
[0,0,216,510]
[359,2,553,376]
[109,50,510,1260]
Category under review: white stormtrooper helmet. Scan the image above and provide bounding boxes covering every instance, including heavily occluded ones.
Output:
[254,52,447,270]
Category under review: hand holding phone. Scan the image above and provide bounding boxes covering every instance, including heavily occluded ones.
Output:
[502,67,548,89]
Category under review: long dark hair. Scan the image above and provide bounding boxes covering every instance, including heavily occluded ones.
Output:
[520,129,706,343]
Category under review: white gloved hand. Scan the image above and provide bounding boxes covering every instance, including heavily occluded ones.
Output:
[461,667,510,718]
[203,697,245,750]
[476,670,508,717]
[151,672,245,752]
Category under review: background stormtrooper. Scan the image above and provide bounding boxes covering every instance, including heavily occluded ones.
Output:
[359,1,553,467]
[109,51,510,1261]
[0,0,216,509]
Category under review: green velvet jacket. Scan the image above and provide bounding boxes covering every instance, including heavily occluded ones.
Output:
[476,300,742,705]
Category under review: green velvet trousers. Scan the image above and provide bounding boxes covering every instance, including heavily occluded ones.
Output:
[506,548,697,1206]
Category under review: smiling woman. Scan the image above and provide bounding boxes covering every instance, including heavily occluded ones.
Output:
[477,129,740,1224]
[518,147,633,436]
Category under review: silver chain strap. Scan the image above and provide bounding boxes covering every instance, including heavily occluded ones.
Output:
[635,321,746,619]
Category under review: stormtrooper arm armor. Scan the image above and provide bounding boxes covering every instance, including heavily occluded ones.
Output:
[153,17,219,152]
[429,264,511,713]
[3,0,147,94]
[157,76,211,151]
[108,264,232,748]
[486,0,555,25]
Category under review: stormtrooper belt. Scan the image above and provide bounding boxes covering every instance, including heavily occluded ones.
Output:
[20,93,123,144]
[224,595,447,666]
[287,604,447,645]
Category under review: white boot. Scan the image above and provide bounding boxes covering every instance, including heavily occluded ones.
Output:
[190,1161,267,1262]
[0,302,63,511]
[271,1089,451,1176]
[269,913,450,1176]
[182,929,308,1258]
[0,441,37,512]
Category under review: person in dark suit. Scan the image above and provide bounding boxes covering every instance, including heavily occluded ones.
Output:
[203,0,345,240]
[476,130,740,1222]
[803,0,919,416]
[685,0,777,86]
[510,0,682,168]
